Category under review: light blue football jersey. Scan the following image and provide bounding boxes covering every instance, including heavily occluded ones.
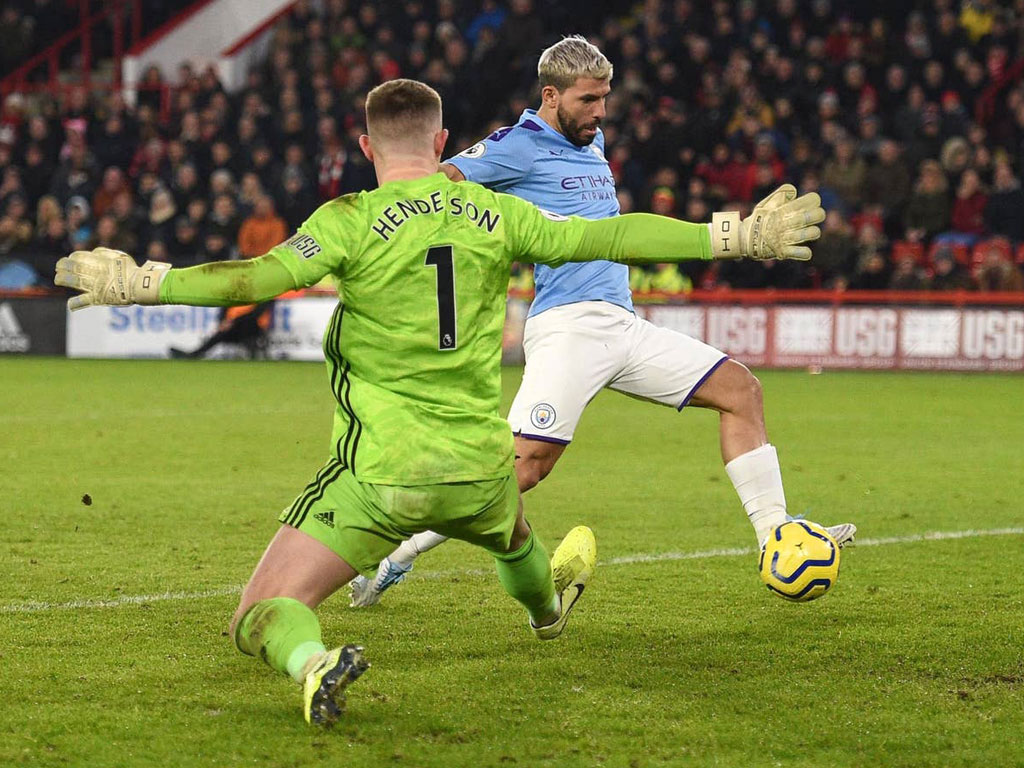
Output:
[447,109,632,317]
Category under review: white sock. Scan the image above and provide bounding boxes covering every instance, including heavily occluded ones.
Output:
[389,530,450,567]
[725,443,787,545]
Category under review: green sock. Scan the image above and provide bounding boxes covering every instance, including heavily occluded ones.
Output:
[234,597,327,684]
[493,531,558,624]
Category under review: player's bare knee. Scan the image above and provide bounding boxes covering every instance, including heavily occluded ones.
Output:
[516,458,547,492]
[228,605,246,642]
[744,369,763,413]
[514,437,564,492]
[715,360,761,416]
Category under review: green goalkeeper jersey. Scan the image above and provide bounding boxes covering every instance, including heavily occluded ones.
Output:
[162,172,712,485]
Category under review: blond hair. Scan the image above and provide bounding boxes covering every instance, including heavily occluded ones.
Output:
[365,78,442,145]
[537,35,613,91]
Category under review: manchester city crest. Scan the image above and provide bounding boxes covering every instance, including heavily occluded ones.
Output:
[530,403,556,429]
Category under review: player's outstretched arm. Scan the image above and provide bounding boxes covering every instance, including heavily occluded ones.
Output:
[160,255,301,305]
[56,195,356,309]
[508,186,824,268]
[570,213,714,264]
[55,247,301,310]
[575,184,824,264]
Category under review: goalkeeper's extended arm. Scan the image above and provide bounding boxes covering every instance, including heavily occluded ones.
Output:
[55,248,300,310]
[570,214,714,264]
[160,256,299,305]
[566,184,823,265]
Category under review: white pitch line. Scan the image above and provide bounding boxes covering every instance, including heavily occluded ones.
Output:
[4,527,1022,615]
[603,526,1024,566]
[1,586,243,615]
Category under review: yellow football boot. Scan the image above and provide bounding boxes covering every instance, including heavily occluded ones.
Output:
[533,525,596,640]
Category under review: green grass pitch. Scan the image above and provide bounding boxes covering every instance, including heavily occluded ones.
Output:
[1,358,1022,768]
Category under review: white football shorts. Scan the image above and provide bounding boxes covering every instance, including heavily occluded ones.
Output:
[507,301,729,444]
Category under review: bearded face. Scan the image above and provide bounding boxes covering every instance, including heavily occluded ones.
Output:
[550,77,610,147]
[556,102,600,147]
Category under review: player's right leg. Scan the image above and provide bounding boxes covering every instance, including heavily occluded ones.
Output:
[686,359,856,548]
[608,316,856,549]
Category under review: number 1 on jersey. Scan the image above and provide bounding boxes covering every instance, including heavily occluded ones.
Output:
[424,245,457,351]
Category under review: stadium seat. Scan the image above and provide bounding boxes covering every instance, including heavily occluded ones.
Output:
[971,238,1013,266]
[0,260,39,290]
[890,240,926,265]
[932,232,979,248]
[928,241,970,266]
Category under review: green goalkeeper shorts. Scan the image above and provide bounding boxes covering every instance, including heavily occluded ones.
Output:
[278,458,519,572]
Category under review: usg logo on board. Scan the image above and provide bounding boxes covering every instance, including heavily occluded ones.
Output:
[0,303,29,352]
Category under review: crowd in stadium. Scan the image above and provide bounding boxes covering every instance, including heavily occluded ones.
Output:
[1,0,1023,292]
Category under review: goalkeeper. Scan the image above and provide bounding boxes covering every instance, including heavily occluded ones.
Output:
[55,78,824,726]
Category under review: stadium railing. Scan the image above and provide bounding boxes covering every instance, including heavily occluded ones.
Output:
[0,0,143,97]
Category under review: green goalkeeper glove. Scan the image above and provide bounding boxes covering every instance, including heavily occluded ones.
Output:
[710,184,825,261]
[54,248,171,311]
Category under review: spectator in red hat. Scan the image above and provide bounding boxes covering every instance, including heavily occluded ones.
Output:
[940,90,969,137]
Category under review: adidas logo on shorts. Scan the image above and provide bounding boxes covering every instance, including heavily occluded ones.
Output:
[313,510,335,528]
